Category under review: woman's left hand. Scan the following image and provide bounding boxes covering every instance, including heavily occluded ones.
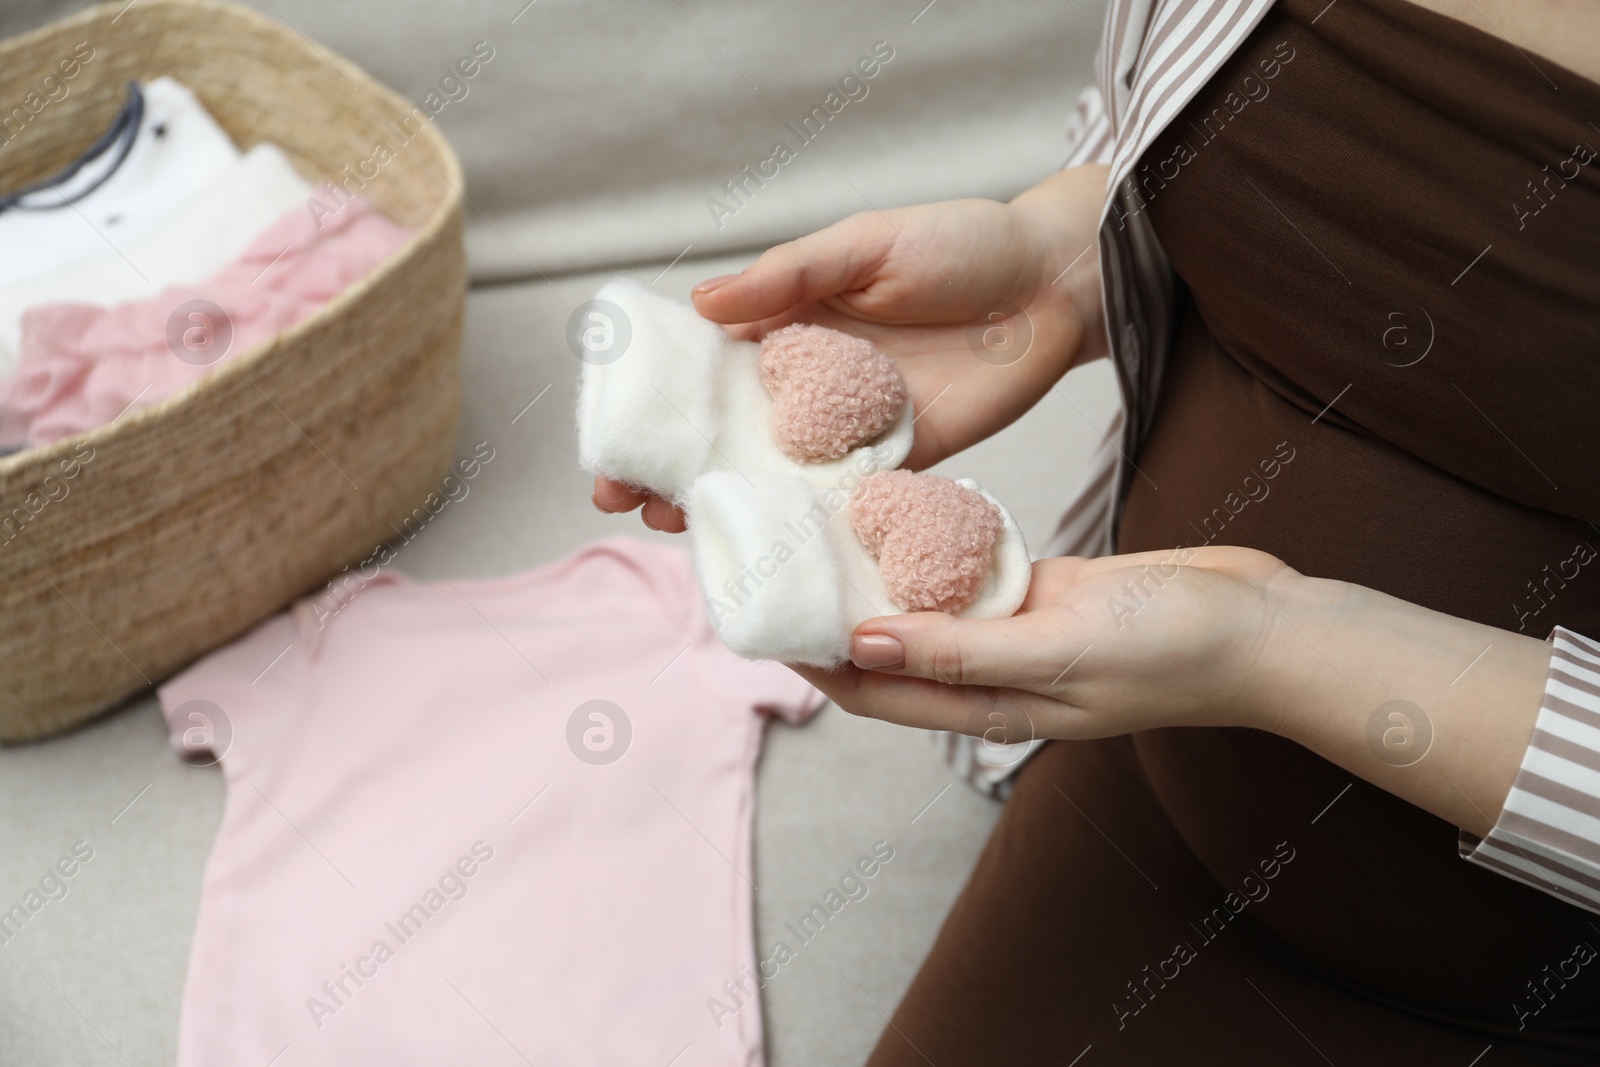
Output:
[789,545,1303,742]
[793,543,1554,838]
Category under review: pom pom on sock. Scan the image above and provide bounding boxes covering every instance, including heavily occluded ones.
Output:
[850,470,1003,614]
[758,323,907,463]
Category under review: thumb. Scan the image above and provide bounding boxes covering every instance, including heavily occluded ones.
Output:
[850,610,1068,688]
[690,212,889,324]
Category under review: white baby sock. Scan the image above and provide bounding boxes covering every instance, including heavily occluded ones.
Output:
[577,276,1030,666]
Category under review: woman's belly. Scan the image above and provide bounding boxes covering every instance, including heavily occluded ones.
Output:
[1116,308,1600,1025]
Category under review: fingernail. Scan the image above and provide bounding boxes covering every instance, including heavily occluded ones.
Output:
[693,274,739,295]
[851,633,904,670]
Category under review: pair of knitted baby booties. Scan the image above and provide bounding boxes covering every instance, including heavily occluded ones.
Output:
[576,277,1031,667]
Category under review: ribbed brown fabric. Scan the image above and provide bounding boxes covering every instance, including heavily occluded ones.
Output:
[866,0,1600,1063]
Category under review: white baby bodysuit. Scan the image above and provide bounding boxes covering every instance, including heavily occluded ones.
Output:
[0,141,312,372]
[0,77,238,291]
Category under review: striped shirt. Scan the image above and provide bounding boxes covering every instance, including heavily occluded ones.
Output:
[942,0,1600,917]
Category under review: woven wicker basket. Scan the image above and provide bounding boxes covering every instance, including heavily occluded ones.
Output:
[0,0,465,740]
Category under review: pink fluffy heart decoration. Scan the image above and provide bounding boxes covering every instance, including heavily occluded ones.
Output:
[757,323,907,462]
[850,470,1004,614]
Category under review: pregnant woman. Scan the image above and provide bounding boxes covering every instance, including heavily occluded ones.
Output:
[595,0,1600,1061]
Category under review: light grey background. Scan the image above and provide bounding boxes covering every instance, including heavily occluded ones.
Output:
[6,0,1102,281]
[0,2,1116,1063]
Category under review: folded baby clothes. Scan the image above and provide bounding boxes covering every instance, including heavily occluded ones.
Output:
[0,193,410,447]
[577,278,1032,667]
[0,78,239,290]
[158,537,821,1067]
[0,142,314,373]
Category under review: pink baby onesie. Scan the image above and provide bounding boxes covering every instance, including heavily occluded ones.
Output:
[158,538,821,1067]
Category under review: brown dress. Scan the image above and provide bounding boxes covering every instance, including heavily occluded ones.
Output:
[866,0,1600,1063]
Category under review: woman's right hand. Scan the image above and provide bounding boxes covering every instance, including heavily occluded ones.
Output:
[592,163,1110,533]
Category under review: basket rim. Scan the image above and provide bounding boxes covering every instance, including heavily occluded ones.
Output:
[0,0,465,478]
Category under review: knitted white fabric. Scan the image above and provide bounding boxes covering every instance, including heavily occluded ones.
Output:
[576,278,729,498]
[686,470,846,665]
[578,277,1031,666]
[578,277,915,499]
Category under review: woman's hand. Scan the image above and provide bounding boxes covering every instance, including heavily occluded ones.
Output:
[797,543,1554,839]
[789,546,1297,742]
[592,164,1111,533]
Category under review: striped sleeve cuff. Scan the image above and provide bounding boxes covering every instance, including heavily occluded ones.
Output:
[1460,627,1600,915]
[1062,83,1115,168]
[933,730,1044,800]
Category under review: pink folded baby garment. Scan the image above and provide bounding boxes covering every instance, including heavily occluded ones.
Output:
[0,196,410,447]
